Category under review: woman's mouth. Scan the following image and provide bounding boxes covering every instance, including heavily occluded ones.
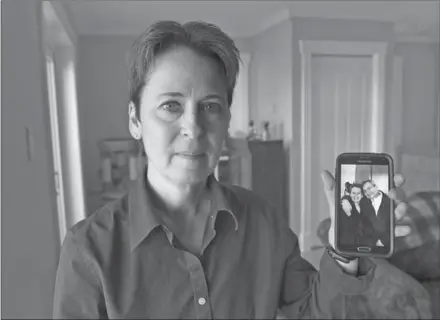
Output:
[176,153,207,160]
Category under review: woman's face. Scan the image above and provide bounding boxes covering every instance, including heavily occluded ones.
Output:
[350,186,362,204]
[134,46,230,185]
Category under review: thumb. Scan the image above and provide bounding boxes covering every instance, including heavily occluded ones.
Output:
[321,170,336,219]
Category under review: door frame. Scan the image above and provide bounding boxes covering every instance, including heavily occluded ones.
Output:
[391,56,403,173]
[238,52,251,133]
[44,46,68,245]
[42,1,86,245]
[230,52,251,137]
[298,40,388,252]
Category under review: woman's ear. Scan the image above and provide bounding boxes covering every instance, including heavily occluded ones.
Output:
[128,102,142,140]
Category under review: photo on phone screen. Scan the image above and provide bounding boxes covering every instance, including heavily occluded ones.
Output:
[335,153,394,257]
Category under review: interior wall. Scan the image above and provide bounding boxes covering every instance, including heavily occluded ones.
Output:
[248,20,293,141]
[248,19,294,232]
[2,0,60,317]
[394,42,439,154]
[77,35,134,197]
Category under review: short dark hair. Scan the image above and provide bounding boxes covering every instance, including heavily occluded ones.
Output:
[350,183,363,192]
[345,182,363,194]
[127,20,241,118]
[361,180,375,190]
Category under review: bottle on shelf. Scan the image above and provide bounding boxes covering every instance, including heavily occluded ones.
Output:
[246,120,259,140]
[261,121,271,141]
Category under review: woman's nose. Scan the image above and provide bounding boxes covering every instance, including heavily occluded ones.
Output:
[180,105,203,139]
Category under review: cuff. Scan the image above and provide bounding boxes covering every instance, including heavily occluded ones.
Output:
[319,251,376,295]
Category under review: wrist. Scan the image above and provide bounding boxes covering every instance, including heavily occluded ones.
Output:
[326,245,359,274]
[335,257,359,275]
[326,244,356,261]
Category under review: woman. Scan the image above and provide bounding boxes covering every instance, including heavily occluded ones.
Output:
[341,182,363,216]
[339,183,361,245]
[340,183,375,247]
[53,20,411,319]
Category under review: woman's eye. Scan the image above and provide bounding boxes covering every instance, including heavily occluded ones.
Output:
[203,102,223,113]
[160,101,182,113]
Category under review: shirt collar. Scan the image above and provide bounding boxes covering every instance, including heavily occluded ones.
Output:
[206,174,239,231]
[128,167,239,252]
[372,191,383,203]
[128,168,162,252]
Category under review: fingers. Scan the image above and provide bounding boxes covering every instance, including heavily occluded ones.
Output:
[391,174,411,239]
[321,170,335,219]
[393,173,405,188]
[394,198,411,238]
[321,170,335,204]
[395,225,411,237]
[390,173,407,204]
[321,170,335,192]
[395,202,408,221]
[388,187,407,204]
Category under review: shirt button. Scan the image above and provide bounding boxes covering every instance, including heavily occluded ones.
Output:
[198,297,206,306]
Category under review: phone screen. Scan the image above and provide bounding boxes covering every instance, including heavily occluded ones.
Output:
[335,153,394,257]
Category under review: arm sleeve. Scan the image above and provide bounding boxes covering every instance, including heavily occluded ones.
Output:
[53,230,107,319]
[279,229,376,319]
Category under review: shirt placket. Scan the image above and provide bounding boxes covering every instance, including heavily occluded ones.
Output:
[184,251,212,320]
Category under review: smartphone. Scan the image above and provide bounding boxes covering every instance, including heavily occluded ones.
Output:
[334,153,395,258]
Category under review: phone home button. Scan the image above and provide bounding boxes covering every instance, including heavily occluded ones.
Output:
[357,247,371,252]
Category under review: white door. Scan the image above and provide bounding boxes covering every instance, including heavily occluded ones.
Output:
[310,55,373,248]
[45,50,67,244]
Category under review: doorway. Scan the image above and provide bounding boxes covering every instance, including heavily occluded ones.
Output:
[311,55,373,242]
[299,40,388,251]
[45,50,68,244]
[42,1,86,244]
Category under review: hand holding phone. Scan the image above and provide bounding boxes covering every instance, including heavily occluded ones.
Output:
[334,153,395,258]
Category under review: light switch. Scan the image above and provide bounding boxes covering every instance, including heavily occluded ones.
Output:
[26,126,35,161]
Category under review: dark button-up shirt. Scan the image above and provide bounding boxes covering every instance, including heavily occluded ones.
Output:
[53,171,376,319]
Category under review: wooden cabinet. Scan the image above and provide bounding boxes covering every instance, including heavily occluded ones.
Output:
[248,140,286,222]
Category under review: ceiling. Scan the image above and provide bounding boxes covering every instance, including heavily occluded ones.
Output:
[61,0,439,41]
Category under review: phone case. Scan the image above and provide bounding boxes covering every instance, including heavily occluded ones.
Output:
[334,152,395,259]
